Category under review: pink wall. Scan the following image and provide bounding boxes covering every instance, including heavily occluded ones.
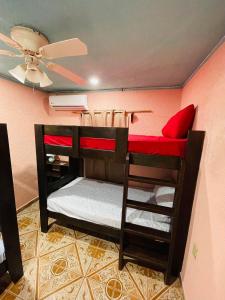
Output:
[50,89,182,179]
[181,42,225,300]
[0,79,81,209]
[0,82,181,208]
[86,90,181,135]
[50,89,181,135]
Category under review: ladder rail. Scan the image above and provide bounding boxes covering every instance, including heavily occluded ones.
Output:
[119,153,186,284]
[165,159,186,284]
[119,153,130,269]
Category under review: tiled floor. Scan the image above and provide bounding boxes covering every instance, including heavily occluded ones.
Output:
[0,201,185,299]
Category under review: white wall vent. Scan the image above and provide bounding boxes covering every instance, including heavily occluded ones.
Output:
[49,94,88,111]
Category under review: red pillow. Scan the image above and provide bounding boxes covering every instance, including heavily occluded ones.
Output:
[162,104,195,138]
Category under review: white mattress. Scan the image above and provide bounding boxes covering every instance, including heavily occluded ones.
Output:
[0,238,5,264]
[48,177,171,232]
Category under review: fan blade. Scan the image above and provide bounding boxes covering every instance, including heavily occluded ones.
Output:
[46,62,85,85]
[9,64,26,83]
[0,32,22,49]
[40,38,87,59]
[0,49,18,57]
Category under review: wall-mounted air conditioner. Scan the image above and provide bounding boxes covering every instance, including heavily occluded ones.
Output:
[49,94,88,111]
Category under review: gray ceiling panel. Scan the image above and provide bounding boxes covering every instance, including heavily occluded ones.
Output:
[0,0,224,91]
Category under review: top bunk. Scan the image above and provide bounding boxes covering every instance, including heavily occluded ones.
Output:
[35,104,205,170]
[35,124,204,171]
[44,133,187,158]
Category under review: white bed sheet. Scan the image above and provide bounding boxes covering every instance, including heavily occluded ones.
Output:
[0,238,5,264]
[48,177,170,232]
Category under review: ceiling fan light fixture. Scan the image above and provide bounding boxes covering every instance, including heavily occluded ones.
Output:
[40,72,53,87]
[9,64,26,83]
[1,26,88,88]
[25,68,43,84]
[25,68,53,87]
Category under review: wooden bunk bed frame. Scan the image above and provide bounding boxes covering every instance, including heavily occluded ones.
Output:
[35,124,204,284]
[0,124,23,283]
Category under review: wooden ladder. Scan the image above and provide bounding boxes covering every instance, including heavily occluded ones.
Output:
[119,153,185,284]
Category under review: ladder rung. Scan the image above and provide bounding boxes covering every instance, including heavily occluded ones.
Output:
[128,175,177,187]
[123,244,168,270]
[126,199,173,216]
[124,223,171,243]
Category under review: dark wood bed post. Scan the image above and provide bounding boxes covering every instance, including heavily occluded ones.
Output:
[70,126,83,177]
[166,130,205,283]
[0,124,23,282]
[117,127,129,270]
[164,158,186,284]
[119,153,130,270]
[35,124,49,232]
[115,127,129,163]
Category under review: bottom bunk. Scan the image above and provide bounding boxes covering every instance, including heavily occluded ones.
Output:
[47,177,174,274]
[47,177,174,233]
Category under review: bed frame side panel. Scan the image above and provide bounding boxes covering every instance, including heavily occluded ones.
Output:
[171,130,205,276]
[79,126,128,162]
[0,124,23,282]
[35,124,49,232]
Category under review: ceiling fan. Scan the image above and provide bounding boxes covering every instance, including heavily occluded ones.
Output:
[0,26,88,87]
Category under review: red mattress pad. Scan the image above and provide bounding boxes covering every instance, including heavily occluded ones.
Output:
[44,134,187,157]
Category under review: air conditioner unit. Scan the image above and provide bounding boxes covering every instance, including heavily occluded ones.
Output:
[49,94,88,111]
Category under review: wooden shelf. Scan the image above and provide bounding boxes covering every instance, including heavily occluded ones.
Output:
[47,171,61,178]
[72,109,153,126]
[72,109,153,114]
[46,160,69,167]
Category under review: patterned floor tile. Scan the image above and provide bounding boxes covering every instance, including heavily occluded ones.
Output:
[48,217,56,226]
[7,258,38,300]
[1,200,186,299]
[0,291,23,300]
[18,201,39,216]
[75,278,93,300]
[76,235,118,276]
[74,230,87,239]
[126,262,167,299]
[17,211,39,235]
[44,278,92,300]
[88,260,143,300]
[38,224,75,256]
[38,244,83,299]
[156,279,184,300]
[19,231,38,261]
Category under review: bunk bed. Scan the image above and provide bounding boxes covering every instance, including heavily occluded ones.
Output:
[35,124,204,284]
[0,124,23,284]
